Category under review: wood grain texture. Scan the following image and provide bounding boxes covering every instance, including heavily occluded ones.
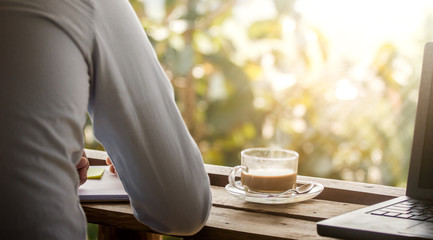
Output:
[204,160,405,205]
[188,207,336,240]
[210,186,365,221]
[82,149,407,239]
[86,148,405,205]
[82,186,365,239]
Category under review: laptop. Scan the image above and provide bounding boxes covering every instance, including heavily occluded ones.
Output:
[317,42,433,240]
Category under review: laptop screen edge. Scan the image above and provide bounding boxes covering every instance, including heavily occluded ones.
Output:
[406,42,433,200]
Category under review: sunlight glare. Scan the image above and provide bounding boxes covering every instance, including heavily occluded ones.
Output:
[192,65,205,79]
[271,73,296,92]
[335,79,358,100]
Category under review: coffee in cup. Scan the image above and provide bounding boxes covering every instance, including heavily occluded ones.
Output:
[229,148,299,193]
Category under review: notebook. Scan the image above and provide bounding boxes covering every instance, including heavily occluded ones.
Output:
[317,42,433,240]
[78,166,129,202]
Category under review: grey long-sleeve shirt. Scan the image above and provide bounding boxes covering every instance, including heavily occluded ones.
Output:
[0,0,212,239]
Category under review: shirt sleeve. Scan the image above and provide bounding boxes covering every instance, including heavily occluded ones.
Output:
[87,0,212,236]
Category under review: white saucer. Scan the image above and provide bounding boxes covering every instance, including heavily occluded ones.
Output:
[225,180,324,204]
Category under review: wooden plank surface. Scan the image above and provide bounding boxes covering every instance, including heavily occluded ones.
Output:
[83,186,366,224]
[82,185,366,239]
[85,148,406,205]
[83,203,150,231]
[188,207,336,240]
[204,162,405,205]
[211,186,365,221]
[83,203,337,240]
[83,149,406,239]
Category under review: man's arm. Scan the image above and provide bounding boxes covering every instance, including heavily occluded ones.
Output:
[88,0,212,235]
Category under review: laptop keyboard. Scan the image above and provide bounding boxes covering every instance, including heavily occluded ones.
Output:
[369,199,433,222]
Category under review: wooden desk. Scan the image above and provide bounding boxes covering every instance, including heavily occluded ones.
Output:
[83,149,405,240]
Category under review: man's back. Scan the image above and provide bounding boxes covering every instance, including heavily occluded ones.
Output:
[0,0,91,238]
[0,0,211,238]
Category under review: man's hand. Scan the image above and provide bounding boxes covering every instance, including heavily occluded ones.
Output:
[106,157,116,174]
[76,151,90,185]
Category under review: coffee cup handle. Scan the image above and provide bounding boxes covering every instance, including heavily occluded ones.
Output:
[228,165,248,191]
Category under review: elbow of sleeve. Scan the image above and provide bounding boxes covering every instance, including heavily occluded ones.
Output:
[132,188,212,236]
[174,198,212,236]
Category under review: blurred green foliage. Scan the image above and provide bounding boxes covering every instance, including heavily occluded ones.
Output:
[84,0,426,188]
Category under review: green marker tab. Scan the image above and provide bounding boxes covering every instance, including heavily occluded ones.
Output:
[87,167,105,179]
